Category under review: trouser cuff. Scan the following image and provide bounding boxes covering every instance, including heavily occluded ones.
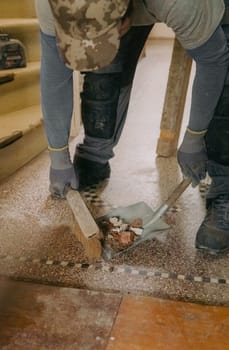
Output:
[206,160,229,199]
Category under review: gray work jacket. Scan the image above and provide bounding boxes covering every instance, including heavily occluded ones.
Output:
[35,0,225,50]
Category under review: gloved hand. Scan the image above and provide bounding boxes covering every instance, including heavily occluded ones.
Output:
[177,128,208,187]
[49,147,79,198]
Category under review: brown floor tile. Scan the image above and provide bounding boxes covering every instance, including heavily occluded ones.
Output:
[0,279,121,350]
[106,295,229,350]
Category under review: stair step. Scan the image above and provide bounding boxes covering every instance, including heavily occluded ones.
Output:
[0,124,47,182]
[0,62,41,115]
[0,105,47,182]
[0,61,40,79]
[0,105,43,141]
[0,19,40,62]
[0,1,36,18]
[0,8,46,182]
[0,18,38,31]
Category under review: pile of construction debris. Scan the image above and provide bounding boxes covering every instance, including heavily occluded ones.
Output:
[99,216,143,251]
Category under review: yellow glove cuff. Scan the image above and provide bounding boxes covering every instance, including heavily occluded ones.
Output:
[48,145,68,152]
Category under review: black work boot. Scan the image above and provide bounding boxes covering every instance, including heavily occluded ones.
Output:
[195,195,229,254]
[74,156,111,189]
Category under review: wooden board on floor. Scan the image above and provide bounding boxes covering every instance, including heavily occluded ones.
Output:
[66,190,102,261]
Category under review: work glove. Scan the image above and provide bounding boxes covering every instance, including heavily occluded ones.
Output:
[49,147,79,198]
[177,128,208,187]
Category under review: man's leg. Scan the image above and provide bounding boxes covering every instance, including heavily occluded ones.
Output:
[40,31,78,197]
[194,16,229,253]
[40,31,74,148]
[74,25,153,188]
[195,63,229,254]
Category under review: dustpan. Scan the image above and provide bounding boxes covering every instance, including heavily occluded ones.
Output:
[98,178,191,260]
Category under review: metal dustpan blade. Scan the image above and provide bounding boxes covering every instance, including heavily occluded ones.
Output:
[100,179,191,260]
[97,202,168,226]
[98,201,169,230]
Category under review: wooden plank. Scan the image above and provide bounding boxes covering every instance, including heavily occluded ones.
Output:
[156,38,192,157]
[66,190,102,261]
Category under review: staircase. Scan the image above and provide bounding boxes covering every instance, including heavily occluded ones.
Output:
[0,0,47,182]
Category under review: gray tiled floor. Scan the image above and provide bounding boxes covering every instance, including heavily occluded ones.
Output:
[0,40,228,307]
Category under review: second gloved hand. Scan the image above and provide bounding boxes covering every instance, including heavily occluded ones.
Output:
[177,128,208,187]
[49,147,79,198]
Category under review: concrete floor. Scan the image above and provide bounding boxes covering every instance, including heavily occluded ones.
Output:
[0,38,229,322]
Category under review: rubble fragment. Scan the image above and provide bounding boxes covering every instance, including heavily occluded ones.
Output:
[109,216,123,227]
[130,227,143,236]
[99,216,144,251]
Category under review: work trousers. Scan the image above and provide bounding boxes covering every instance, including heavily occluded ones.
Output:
[40,26,152,163]
[40,24,229,198]
[205,18,229,198]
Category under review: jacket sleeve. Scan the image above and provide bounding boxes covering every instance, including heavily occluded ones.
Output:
[186,25,229,131]
[35,0,56,36]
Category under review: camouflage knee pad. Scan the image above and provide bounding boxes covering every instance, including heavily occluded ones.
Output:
[81,72,121,139]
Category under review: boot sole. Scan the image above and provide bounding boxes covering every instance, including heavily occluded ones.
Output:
[196,244,229,255]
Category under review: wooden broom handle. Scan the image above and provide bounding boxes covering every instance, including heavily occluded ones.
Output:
[165,178,191,208]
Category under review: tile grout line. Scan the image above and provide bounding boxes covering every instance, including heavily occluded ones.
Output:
[0,184,220,286]
[79,186,229,285]
[0,254,228,286]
